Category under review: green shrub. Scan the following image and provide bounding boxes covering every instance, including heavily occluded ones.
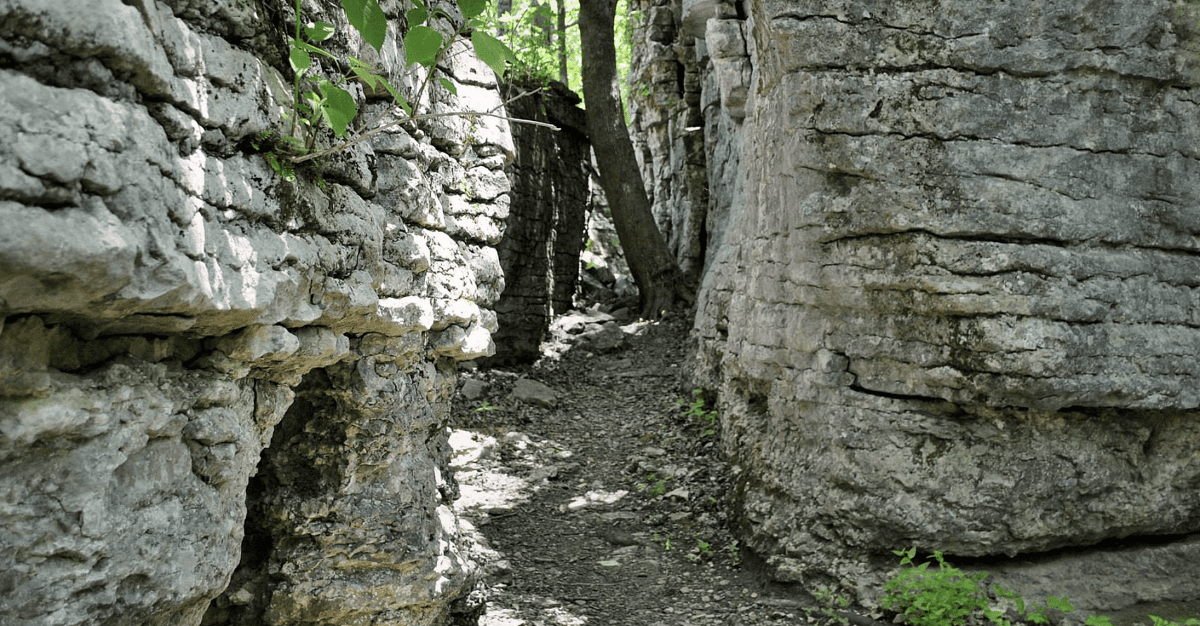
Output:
[882,548,995,626]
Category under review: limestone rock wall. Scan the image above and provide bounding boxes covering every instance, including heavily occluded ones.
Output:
[628,0,706,277]
[488,80,590,363]
[685,0,1200,611]
[628,0,750,278]
[0,1,511,625]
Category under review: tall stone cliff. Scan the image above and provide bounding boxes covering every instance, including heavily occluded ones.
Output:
[636,0,1200,612]
[0,1,510,624]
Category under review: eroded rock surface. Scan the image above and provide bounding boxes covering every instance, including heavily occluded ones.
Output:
[0,1,510,624]
[684,0,1200,612]
[488,80,591,363]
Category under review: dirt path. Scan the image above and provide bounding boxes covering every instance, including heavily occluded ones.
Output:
[448,312,817,626]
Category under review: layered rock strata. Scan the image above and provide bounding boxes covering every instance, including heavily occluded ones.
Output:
[0,1,510,624]
[488,80,591,363]
[628,0,708,277]
[686,0,1200,611]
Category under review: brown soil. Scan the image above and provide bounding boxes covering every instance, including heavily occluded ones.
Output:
[448,311,819,626]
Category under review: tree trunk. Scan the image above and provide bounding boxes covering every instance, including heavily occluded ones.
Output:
[555,0,568,86]
[579,0,693,318]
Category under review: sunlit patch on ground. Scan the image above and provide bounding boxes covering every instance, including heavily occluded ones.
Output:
[565,489,628,511]
[450,428,580,517]
[480,603,588,626]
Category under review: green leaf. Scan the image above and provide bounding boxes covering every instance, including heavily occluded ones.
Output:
[470,30,515,76]
[407,0,428,26]
[351,66,380,90]
[293,39,338,60]
[456,0,485,19]
[318,81,357,137]
[305,21,336,42]
[439,77,458,95]
[378,78,411,116]
[405,25,443,67]
[341,0,388,52]
[289,46,312,73]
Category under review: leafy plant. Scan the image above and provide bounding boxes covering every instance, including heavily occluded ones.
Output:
[271,0,523,178]
[878,548,1199,626]
[725,540,741,567]
[636,473,669,497]
[808,587,852,626]
[687,539,713,562]
[473,399,498,412]
[1149,616,1200,626]
[676,388,718,437]
[882,548,996,626]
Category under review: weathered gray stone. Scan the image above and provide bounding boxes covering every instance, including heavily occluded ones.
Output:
[487,79,592,363]
[629,0,722,277]
[577,321,628,353]
[0,0,512,624]
[677,0,1200,614]
[460,379,488,401]
[510,378,559,409]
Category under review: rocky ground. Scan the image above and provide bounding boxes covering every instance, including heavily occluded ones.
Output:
[443,305,1200,626]
[446,306,832,626]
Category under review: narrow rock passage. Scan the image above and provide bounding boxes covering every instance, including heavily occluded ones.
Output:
[449,313,816,626]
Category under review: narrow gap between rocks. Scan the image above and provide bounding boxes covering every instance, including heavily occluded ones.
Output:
[448,309,816,626]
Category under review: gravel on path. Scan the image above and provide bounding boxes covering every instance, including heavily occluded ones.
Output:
[448,311,826,626]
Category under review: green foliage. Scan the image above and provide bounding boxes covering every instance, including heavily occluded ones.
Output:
[636,473,669,497]
[808,587,853,626]
[725,540,741,567]
[269,0,517,178]
[686,539,712,562]
[473,400,498,412]
[482,0,636,107]
[879,549,1161,626]
[1149,616,1200,626]
[676,388,718,437]
[490,1,571,85]
[882,549,993,626]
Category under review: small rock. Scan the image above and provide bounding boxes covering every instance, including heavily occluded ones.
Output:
[460,378,488,401]
[598,528,640,546]
[664,488,690,500]
[581,321,626,352]
[229,588,253,605]
[510,378,558,408]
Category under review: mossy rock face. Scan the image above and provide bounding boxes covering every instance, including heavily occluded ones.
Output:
[688,0,1200,614]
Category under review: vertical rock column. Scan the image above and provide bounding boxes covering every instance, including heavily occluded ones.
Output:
[488,80,591,363]
[628,0,711,276]
[695,0,1200,611]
